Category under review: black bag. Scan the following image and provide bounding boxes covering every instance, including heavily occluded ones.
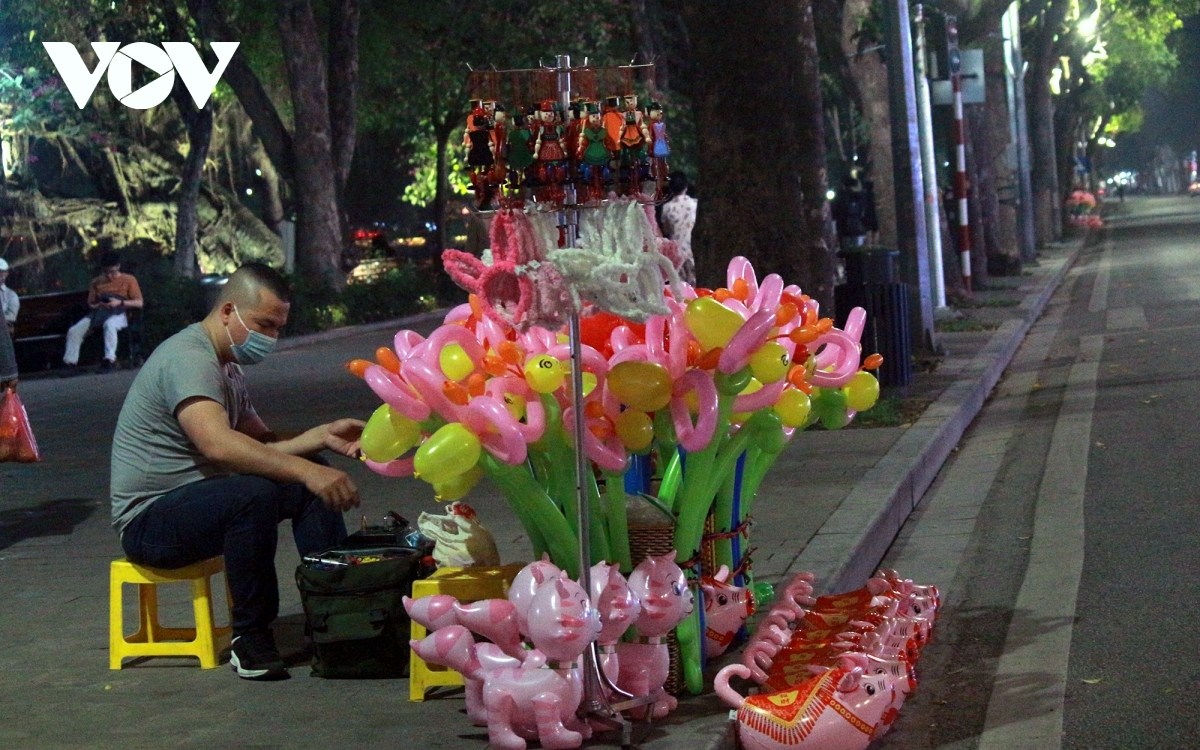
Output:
[296,547,424,679]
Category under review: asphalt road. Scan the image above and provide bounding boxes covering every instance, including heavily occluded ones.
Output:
[874,195,1200,750]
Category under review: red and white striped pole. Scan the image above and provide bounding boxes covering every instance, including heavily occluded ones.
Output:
[948,17,972,292]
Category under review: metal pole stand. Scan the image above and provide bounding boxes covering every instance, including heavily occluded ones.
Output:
[554,54,666,749]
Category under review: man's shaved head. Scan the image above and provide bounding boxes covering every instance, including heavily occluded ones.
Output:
[215,263,291,311]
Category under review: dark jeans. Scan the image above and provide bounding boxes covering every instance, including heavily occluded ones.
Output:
[121,474,347,637]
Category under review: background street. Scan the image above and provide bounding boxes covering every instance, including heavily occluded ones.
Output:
[1,197,1196,749]
[876,195,1200,749]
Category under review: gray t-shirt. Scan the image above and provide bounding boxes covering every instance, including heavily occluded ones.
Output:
[110,323,257,532]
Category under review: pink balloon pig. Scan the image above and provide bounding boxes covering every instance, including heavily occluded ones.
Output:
[616,551,694,718]
[699,565,755,659]
[411,571,600,750]
[715,656,896,750]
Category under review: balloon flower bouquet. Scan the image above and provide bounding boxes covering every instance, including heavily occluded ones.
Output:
[346,201,882,693]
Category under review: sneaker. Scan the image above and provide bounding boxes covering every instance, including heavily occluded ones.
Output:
[229,632,290,681]
[98,359,114,373]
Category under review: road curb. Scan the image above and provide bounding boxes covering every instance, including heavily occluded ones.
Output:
[796,239,1085,598]
[275,308,450,352]
[690,239,1087,750]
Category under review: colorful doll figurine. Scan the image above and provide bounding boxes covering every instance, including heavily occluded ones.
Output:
[506,112,535,190]
[589,561,641,694]
[564,98,588,182]
[489,104,509,197]
[532,100,567,190]
[601,95,624,155]
[616,551,694,718]
[647,102,670,198]
[465,103,496,208]
[577,103,613,201]
[618,94,650,195]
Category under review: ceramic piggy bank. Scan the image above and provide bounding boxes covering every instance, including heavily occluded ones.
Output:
[616,551,694,718]
[416,501,500,568]
[715,659,896,750]
[700,565,754,659]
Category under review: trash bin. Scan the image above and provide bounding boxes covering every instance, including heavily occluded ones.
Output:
[834,247,912,388]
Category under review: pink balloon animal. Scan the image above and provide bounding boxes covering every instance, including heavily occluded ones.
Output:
[404,594,526,726]
[715,656,897,750]
[589,561,641,690]
[615,551,694,718]
[699,565,755,659]
[411,571,601,750]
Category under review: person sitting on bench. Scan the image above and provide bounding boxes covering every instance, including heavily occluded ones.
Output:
[111,263,364,681]
[63,247,143,373]
[0,257,18,336]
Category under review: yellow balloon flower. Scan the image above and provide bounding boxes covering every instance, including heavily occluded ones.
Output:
[360,404,422,462]
[684,297,745,350]
[414,423,481,484]
[439,343,475,382]
[607,361,673,412]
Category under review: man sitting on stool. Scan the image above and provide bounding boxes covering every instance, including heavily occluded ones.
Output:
[63,248,143,373]
[111,263,363,681]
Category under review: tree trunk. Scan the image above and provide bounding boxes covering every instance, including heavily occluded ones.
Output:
[843,0,896,247]
[432,119,454,256]
[277,0,344,288]
[327,0,360,213]
[796,0,836,308]
[190,0,295,185]
[250,140,285,233]
[684,0,831,300]
[1027,0,1068,246]
[173,91,213,278]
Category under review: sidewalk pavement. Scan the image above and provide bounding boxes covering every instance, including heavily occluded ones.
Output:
[0,238,1083,749]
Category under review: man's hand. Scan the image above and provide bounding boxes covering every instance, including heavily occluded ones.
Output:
[1,379,17,392]
[302,462,361,512]
[322,418,366,458]
[107,298,123,308]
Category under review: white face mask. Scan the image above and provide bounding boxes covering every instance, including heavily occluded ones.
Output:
[225,305,277,365]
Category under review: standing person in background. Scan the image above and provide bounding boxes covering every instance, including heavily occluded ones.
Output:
[831,175,869,250]
[861,179,880,245]
[0,258,18,336]
[62,248,143,374]
[659,171,697,285]
[0,310,17,392]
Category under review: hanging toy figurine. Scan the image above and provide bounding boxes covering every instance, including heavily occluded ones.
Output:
[488,104,509,203]
[564,98,587,185]
[465,100,496,209]
[577,103,613,202]
[601,95,623,157]
[647,101,670,199]
[617,94,650,197]
[507,112,536,192]
[532,100,567,202]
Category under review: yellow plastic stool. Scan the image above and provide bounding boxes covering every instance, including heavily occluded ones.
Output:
[409,563,525,701]
[109,557,233,669]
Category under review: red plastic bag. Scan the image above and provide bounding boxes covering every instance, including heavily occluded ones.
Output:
[0,388,41,463]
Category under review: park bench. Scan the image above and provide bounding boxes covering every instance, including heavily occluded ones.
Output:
[12,289,144,372]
